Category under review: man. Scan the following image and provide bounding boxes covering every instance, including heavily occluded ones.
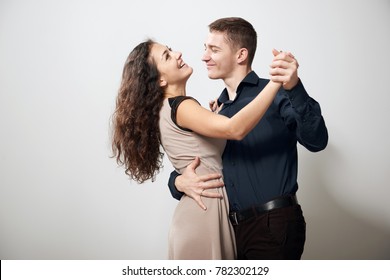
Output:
[168,17,328,259]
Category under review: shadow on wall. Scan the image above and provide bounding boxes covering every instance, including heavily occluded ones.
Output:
[298,143,390,260]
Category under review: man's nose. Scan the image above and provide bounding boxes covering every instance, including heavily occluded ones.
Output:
[202,51,210,62]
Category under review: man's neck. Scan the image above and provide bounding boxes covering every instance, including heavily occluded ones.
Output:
[224,68,252,101]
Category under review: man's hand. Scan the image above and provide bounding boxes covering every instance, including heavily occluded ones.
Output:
[176,157,224,210]
[270,49,299,90]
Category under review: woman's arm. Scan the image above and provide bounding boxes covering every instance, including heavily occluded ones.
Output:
[176,80,281,140]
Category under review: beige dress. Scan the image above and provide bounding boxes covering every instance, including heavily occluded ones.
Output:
[159,97,236,260]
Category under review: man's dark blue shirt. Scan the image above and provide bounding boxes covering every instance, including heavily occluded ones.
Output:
[168,71,328,212]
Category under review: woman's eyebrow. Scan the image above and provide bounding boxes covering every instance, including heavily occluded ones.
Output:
[161,49,168,60]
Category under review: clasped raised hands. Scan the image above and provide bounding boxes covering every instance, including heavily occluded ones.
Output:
[270,49,299,90]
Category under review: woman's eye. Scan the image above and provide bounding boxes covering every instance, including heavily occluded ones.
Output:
[165,47,172,60]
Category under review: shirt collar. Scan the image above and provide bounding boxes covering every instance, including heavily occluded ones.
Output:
[217,71,260,105]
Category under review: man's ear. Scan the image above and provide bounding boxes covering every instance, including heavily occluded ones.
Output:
[237,48,248,64]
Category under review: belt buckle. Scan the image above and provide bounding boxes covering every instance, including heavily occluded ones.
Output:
[230,212,239,226]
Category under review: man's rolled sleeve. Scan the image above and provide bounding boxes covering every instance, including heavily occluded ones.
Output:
[168,170,184,200]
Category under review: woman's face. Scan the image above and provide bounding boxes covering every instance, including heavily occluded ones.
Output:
[150,43,193,87]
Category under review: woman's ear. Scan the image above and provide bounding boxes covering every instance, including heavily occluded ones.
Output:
[159,78,167,87]
[237,48,248,64]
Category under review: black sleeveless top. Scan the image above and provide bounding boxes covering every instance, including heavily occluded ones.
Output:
[168,96,200,132]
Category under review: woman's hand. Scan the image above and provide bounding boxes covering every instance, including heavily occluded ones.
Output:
[209,98,223,113]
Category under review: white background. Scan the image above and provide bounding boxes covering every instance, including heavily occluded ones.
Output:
[1,0,389,260]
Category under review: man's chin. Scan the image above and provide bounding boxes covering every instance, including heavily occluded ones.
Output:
[207,73,219,80]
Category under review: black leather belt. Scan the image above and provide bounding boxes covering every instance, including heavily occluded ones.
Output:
[229,195,298,226]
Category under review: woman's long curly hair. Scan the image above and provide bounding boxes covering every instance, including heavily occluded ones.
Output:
[111,40,165,183]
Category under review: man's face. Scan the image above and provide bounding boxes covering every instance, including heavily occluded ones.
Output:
[202,31,237,80]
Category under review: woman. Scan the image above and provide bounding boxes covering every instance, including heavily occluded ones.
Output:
[111,39,281,259]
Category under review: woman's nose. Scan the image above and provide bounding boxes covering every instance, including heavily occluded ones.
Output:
[174,51,182,59]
